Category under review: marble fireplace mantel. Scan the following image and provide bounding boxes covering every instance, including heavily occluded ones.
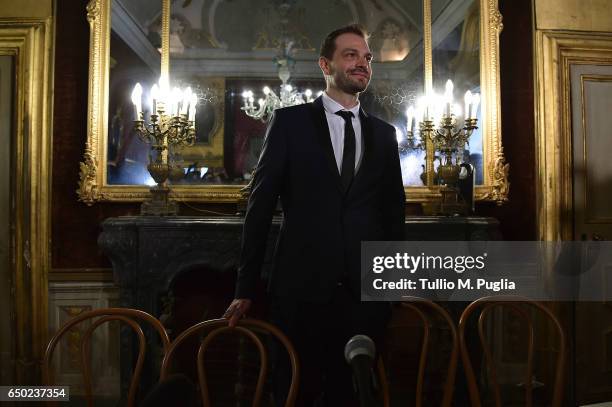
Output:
[99,215,500,314]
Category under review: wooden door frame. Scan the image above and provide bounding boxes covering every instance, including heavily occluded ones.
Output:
[534,29,612,405]
[0,18,54,384]
[534,30,612,241]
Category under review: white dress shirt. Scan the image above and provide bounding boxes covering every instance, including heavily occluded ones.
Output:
[321,91,363,173]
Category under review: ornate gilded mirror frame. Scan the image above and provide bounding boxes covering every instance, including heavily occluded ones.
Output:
[474,0,507,204]
[410,0,507,204]
[78,0,508,204]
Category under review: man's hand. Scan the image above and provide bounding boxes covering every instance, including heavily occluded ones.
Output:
[223,298,252,327]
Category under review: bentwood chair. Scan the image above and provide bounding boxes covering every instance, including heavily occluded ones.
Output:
[160,318,299,407]
[378,297,459,407]
[43,308,171,407]
[459,296,566,407]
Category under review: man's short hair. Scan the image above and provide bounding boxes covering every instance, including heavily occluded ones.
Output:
[319,24,369,60]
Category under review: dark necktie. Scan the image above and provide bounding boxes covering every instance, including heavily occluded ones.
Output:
[335,110,356,193]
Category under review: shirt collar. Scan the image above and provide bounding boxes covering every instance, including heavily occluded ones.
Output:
[322,91,360,117]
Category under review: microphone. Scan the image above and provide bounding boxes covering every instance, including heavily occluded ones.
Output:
[344,335,381,407]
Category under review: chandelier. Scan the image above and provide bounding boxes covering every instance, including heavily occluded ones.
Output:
[241,0,321,122]
[241,55,322,122]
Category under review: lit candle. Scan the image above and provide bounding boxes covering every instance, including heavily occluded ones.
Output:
[415,96,424,122]
[472,93,480,119]
[181,87,192,116]
[395,126,403,144]
[444,79,453,117]
[427,93,439,122]
[241,90,249,110]
[131,83,142,120]
[417,96,429,121]
[188,94,198,122]
[171,87,182,116]
[406,106,415,134]
[464,90,473,119]
[167,92,175,117]
[150,84,160,115]
[248,91,254,107]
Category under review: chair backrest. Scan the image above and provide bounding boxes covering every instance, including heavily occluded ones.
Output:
[160,318,299,407]
[458,296,566,407]
[378,297,458,407]
[43,307,171,407]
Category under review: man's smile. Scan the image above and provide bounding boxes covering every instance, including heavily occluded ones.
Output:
[349,70,369,79]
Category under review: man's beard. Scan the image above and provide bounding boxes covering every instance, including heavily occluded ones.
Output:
[332,68,370,94]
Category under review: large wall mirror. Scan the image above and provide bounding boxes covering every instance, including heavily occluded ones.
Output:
[79,0,507,204]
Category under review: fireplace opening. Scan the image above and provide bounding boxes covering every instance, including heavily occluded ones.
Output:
[163,266,275,404]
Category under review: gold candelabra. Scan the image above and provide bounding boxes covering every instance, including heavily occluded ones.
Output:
[132,82,197,215]
[420,115,478,214]
[406,82,480,214]
[424,116,477,182]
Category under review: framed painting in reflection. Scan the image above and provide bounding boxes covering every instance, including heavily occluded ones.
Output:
[173,77,226,185]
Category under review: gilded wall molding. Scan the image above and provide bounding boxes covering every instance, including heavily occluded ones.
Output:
[0,17,54,383]
[534,30,612,241]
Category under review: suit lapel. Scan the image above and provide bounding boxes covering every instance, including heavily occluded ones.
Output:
[309,96,344,195]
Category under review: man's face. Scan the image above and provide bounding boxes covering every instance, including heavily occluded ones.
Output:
[320,33,373,94]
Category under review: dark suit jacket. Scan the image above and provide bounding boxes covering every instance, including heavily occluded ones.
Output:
[235,96,406,303]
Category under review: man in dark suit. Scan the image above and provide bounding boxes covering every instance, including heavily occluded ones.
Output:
[224,24,406,406]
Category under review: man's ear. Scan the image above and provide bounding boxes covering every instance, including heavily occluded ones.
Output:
[318,56,330,75]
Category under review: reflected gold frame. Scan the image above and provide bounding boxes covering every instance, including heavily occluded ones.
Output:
[78,0,508,204]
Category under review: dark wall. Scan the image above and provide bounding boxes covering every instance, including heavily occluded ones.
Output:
[51,0,536,271]
[52,0,139,269]
[477,0,536,240]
